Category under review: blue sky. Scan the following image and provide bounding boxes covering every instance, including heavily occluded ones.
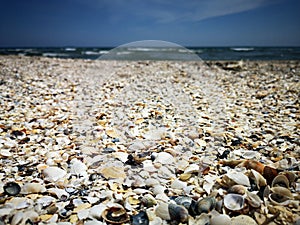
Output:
[0,0,299,47]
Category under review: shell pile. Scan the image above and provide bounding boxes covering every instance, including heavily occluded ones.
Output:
[0,56,299,225]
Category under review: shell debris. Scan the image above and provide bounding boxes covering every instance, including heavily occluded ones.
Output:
[0,56,299,224]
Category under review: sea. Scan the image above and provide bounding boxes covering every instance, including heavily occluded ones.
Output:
[0,47,300,61]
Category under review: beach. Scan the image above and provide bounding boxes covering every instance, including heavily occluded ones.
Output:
[0,55,299,224]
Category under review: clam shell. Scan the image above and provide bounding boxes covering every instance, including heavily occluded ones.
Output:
[250,169,267,188]
[168,203,189,223]
[271,174,289,188]
[102,204,129,224]
[224,194,245,211]
[194,196,216,215]
[174,196,193,210]
[3,182,21,196]
[141,194,157,207]
[155,202,171,220]
[224,170,250,186]
[246,191,262,208]
[131,211,149,225]
[269,187,293,205]
[262,166,278,184]
[228,185,247,195]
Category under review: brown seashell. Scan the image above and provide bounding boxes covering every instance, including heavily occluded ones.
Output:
[238,160,265,174]
[262,166,278,185]
[228,185,247,195]
[102,204,129,224]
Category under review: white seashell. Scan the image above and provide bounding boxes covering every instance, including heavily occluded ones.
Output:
[210,214,231,225]
[171,179,187,190]
[23,183,45,194]
[143,127,166,140]
[84,220,105,225]
[36,196,56,207]
[43,166,67,182]
[0,149,12,157]
[48,188,70,200]
[70,159,88,177]
[155,202,171,220]
[88,203,107,220]
[224,194,245,211]
[184,164,199,174]
[78,209,90,220]
[112,152,129,163]
[250,169,267,188]
[241,150,260,159]
[225,170,250,186]
[11,212,24,225]
[154,152,175,164]
[143,160,157,172]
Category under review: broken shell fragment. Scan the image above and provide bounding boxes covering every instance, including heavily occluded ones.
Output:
[231,215,258,225]
[228,185,247,195]
[223,194,245,211]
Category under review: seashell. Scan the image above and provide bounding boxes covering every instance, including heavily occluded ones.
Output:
[131,211,149,225]
[245,191,262,208]
[223,170,250,187]
[271,174,289,188]
[250,169,267,188]
[154,152,175,164]
[99,166,126,179]
[189,196,216,216]
[70,158,88,177]
[171,179,187,190]
[262,166,278,185]
[0,149,13,157]
[184,164,200,174]
[155,202,171,220]
[223,194,245,211]
[168,203,189,223]
[174,196,193,210]
[141,194,157,207]
[269,187,293,205]
[228,185,247,195]
[3,182,21,196]
[189,213,210,225]
[241,150,260,160]
[22,182,46,194]
[231,215,258,225]
[43,166,67,182]
[102,204,129,224]
[179,173,192,181]
[210,214,231,225]
[279,171,296,184]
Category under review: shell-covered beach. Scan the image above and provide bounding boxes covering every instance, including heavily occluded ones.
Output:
[0,56,299,225]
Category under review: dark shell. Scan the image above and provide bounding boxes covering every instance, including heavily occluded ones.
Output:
[174,196,193,210]
[190,196,216,216]
[3,182,21,196]
[168,203,189,223]
[263,166,278,185]
[131,211,149,225]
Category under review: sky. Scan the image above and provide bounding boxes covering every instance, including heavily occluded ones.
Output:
[0,0,299,47]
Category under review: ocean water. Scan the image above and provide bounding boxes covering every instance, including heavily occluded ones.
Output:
[0,47,300,60]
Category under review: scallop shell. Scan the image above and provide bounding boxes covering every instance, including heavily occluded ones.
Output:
[223,194,245,211]
[102,204,129,224]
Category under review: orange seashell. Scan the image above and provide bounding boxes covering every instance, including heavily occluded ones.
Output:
[263,166,278,185]
[243,160,265,174]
